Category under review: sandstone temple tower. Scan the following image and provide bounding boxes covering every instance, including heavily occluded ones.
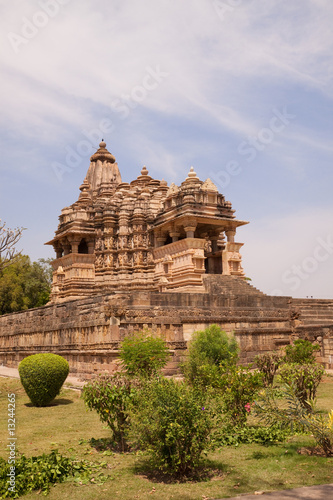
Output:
[2,141,333,376]
[46,141,248,302]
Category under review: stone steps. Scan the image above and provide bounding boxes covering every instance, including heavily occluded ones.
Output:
[292,298,333,325]
[202,275,266,297]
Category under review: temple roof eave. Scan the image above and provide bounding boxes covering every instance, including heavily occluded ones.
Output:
[45,228,96,246]
[151,215,249,233]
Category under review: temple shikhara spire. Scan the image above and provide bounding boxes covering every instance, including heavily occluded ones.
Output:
[46,141,248,302]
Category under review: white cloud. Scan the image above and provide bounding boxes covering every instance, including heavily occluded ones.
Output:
[1,0,333,140]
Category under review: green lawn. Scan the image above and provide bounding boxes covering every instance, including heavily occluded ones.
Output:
[0,376,332,499]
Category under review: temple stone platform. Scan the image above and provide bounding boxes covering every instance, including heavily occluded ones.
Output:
[0,275,332,377]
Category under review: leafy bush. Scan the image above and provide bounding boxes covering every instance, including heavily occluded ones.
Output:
[279,362,324,411]
[284,339,320,364]
[219,365,264,426]
[119,331,169,378]
[254,385,333,456]
[82,373,139,451]
[129,378,211,476]
[182,324,239,386]
[18,353,69,407]
[212,424,289,447]
[254,352,282,386]
[0,450,107,497]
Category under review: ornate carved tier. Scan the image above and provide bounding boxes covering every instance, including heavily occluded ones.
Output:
[46,144,248,302]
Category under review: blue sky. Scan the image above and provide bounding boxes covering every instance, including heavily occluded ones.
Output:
[1,0,332,298]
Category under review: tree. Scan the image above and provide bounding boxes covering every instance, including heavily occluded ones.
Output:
[181,324,239,386]
[0,255,53,315]
[284,339,320,364]
[0,220,25,271]
[119,330,169,378]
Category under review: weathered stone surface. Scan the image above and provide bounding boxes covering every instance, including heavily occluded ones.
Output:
[1,276,333,376]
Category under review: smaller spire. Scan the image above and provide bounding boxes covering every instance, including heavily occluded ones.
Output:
[90,140,116,163]
[141,165,149,176]
[186,166,199,181]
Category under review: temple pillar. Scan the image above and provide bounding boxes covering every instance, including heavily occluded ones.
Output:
[184,227,196,238]
[68,237,81,254]
[183,217,197,239]
[225,229,236,243]
[87,241,95,254]
[169,231,180,243]
[53,243,63,259]
[222,241,245,277]
[155,231,168,247]
[210,237,219,253]
[63,242,71,255]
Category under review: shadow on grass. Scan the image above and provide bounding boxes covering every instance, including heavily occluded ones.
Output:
[132,456,230,484]
[89,437,116,452]
[25,398,74,407]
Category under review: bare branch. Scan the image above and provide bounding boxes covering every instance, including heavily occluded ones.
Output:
[0,220,26,272]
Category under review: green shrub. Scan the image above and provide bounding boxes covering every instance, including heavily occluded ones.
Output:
[119,331,169,378]
[82,373,139,451]
[182,324,239,386]
[254,352,282,386]
[254,385,333,456]
[279,362,324,411]
[212,423,289,447]
[284,339,320,364]
[0,450,107,497]
[129,378,211,476]
[219,365,264,426]
[18,353,69,407]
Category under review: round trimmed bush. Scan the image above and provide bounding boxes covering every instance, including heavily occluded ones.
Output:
[19,353,69,407]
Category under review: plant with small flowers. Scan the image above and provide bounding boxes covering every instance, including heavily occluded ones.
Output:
[220,364,264,426]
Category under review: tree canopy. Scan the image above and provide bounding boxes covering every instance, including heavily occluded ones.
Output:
[0,220,25,272]
[0,255,53,315]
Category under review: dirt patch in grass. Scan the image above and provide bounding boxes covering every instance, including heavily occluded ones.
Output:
[298,446,333,457]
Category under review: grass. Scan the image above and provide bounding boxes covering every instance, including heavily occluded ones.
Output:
[0,375,333,499]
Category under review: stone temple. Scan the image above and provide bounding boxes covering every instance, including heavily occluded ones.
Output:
[46,140,248,301]
[0,141,333,376]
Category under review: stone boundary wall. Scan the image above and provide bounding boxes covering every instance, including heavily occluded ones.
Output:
[0,290,333,377]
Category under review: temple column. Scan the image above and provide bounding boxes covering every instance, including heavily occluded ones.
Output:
[169,231,180,243]
[68,236,81,254]
[156,236,167,247]
[210,236,219,253]
[222,228,245,277]
[155,230,168,247]
[63,241,71,255]
[53,243,63,259]
[87,241,95,254]
[225,229,236,243]
[183,218,197,238]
